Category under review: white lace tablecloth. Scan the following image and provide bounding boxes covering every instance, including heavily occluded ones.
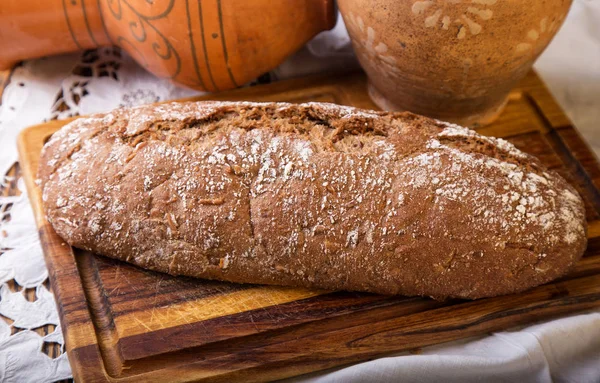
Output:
[1,3,599,382]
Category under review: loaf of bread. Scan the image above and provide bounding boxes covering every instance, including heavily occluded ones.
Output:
[39,101,587,299]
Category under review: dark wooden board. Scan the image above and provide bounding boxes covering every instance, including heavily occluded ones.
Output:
[17,71,600,382]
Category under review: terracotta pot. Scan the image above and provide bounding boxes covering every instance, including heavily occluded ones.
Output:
[0,0,335,91]
[338,0,572,126]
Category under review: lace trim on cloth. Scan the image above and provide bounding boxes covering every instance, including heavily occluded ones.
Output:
[0,169,71,383]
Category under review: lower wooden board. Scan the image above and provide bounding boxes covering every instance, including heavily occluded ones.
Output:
[17,71,600,382]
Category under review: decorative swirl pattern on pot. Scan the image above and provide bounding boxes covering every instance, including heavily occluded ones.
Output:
[345,12,400,77]
[104,0,181,80]
[411,0,498,39]
[516,14,566,54]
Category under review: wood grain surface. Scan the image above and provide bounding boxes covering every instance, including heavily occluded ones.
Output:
[17,71,600,382]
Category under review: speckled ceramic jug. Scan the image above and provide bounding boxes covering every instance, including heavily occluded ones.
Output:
[0,0,335,92]
[338,0,572,126]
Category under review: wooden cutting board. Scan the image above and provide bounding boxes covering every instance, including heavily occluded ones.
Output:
[18,71,600,383]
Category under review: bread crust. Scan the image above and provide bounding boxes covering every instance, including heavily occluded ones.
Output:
[39,101,587,299]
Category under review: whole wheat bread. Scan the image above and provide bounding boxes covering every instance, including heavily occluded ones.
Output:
[39,101,587,299]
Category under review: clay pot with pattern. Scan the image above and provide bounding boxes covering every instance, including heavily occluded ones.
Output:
[0,0,335,91]
[338,0,572,126]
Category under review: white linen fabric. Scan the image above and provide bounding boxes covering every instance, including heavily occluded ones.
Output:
[0,2,598,382]
[284,312,600,383]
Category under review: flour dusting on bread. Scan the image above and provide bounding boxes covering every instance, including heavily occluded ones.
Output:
[39,101,587,299]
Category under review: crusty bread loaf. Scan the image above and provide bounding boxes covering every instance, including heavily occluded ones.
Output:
[39,101,587,299]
